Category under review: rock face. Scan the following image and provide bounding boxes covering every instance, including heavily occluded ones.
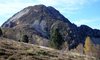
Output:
[1,5,100,49]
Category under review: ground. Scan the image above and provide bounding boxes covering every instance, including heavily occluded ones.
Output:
[0,37,96,60]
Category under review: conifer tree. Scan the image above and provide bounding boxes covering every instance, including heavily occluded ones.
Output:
[49,28,64,49]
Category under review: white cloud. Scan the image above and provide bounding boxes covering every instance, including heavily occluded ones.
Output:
[0,0,99,15]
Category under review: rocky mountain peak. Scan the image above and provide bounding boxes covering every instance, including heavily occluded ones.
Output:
[2,5,70,28]
[1,5,72,39]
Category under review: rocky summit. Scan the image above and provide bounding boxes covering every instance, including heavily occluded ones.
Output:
[1,5,100,50]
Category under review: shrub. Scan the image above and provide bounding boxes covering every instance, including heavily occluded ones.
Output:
[22,35,29,43]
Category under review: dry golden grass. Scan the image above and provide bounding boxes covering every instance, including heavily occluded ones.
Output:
[0,37,96,60]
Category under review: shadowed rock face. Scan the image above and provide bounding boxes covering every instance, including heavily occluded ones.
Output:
[1,5,100,49]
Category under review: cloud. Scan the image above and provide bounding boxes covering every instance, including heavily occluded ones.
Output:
[35,0,99,13]
[0,0,99,15]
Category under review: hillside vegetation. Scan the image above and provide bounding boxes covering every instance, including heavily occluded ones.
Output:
[0,37,96,60]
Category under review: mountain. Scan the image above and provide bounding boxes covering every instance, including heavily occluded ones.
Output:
[2,5,71,38]
[0,37,96,60]
[1,4,100,49]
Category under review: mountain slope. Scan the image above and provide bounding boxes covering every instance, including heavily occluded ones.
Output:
[1,5,79,48]
[1,4,100,49]
[2,5,73,38]
[0,37,96,60]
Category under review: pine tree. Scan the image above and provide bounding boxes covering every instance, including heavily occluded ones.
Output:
[49,28,64,49]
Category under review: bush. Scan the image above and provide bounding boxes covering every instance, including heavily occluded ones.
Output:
[22,35,29,43]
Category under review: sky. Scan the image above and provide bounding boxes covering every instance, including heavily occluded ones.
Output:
[0,0,100,29]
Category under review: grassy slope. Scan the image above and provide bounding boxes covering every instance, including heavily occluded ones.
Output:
[0,37,96,60]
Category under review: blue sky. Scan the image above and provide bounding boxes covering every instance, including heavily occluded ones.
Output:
[0,0,100,29]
